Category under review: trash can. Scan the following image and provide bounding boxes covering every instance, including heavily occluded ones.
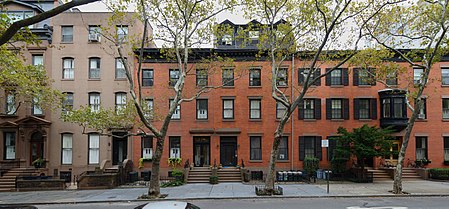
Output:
[277,172,283,182]
[283,171,288,182]
[316,169,323,179]
[129,172,138,183]
[141,170,151,181]
[323,170,332,180]
[287,171,293,182]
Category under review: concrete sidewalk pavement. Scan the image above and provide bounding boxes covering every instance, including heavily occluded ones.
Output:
[0,180,448,205]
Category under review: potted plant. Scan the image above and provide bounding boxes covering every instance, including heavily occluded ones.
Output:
[32,158,45,168]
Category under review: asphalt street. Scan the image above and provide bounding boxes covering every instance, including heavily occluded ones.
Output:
[34,197,449,209]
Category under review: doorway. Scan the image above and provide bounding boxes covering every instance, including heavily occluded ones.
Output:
[112,132,128,165]
[220,136,237,167]
[193,136,210,167]
[30,132,44,164]
[384,137,401,166]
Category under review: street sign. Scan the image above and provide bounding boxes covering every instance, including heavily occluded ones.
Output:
[322,139,329,147]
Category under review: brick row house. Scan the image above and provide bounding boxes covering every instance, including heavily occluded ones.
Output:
[132,20,449,176]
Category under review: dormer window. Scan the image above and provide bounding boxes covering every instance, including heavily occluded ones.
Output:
[249,31,259,39]
[221,35,233,45]
[5,11,34,28]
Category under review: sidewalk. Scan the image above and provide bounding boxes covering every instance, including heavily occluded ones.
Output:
[0,180,448,205]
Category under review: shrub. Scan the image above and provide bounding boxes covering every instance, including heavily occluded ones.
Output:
[429,168,449,180]
[161,180,184,187]
[303,157,320,177]
[209,175,219,184]
[331,157,348,174]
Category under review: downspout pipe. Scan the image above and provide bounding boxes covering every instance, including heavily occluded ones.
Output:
[291,54,295,171]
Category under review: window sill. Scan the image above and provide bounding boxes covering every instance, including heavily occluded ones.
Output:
[249,119,262,122]
[276,160,290,163]
[277,85,288,88]
[0,114,18,118]
[442,119,449,122]
[222,86,235,89]
[416,119,428,122]
[142,86,154,89]
[196,119,209,122]
[61,42,73,44]
[88,41,101,44]
[249,86,262,88]
[357,85,373,88]
[330,119,345,122]
[222,119,235,122]
[385,84,398,87]
[442,85,449,87]
[115,79,128,81]
[330,85,344,88]
[303,119,317,122]
[88,79,101,81]
[249,160,263,163]
[171,119,181,121]
[61,79,74,81]
[32,114,45,117]
[358,119,372,122]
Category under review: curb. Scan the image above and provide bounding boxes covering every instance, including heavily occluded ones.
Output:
[3,193,449,206]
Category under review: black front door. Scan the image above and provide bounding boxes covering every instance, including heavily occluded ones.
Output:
[112,133,128,165]
[193,137,210,167]
[220,137,237,166]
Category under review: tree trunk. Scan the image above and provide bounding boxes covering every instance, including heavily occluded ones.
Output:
[264,135,282,193]
[148,137,164,197]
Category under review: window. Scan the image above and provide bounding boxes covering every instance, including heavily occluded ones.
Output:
[249,68,261,86]
[142,69,154,87]
[32,97,43,115]
[5,92,16,115]
[196,69,208,87]
[276,101,287,119]
[88,58,100,79]
[221,34,233,45]
[170,99,180,119]
[443,98,449,119]
[144,99,153,119]
[299,136,323,160]
[61,26,73,42]
[381,97,405,119]
[414,68,424,84]
[62,58,74,79]
[88,134,100,164]
[62,92,74,113]
[277,68,288,86]
[443,68,449,85]
[299,98,322,120]
[196,99,208,120]
[249,30,259,39]
[331,69,342,85]
[444,137,449,161]
[223,99,234,119]
[169,136,181,158]
[117,25,128,42]
[298,68,321,86]
[326,68,348,86]
[415,136,427,160]
[4,132,15,160]
[354,99,374,119]
[89,93,100,113]
[142,136,153,159]
[386,71,398,85]
[249,99,261,119]
[250,136,262,160]
[418,98,427,119]
[169,69,180,87]
[354,68,375,86]
[393,98,403,118]
[222,68,234,86]
[32,55,43,66]
[382,98,391,118]
[88,26,101,42]
[277,136,288,160]
[115,93,126,113]
[331,99,342,119]
[115,58,127,79]
[5,11,34,27]
[61,134,72,164]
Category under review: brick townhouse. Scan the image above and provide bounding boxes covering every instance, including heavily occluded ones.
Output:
[132,19,449,177]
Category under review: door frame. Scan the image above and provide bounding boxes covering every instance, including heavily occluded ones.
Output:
[112,132,128,165]
[220,136,237,167]
[193,136,210,167]
[30,132,44,164]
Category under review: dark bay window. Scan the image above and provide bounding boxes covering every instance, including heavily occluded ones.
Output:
[353,68,375,86]
[249,99,261,119]
[169,69,180,86]
[415,136,427,160]
[196,99,208,120]
[353,98,377,120]
[299,98,321,120]
[444,137,449,161]
[169,136,181,158]
[276,68,288,86]
[326,98,349,120]
[222,68,234,86]
[381,97,406,119]
[142,69,154,86]
[325,68,348,86]
[443,98,449,119]
[277,136,288,160]
[223,99,234,119]
[249,68,261,86]
[196,69,208,87]
[298,68,321,86]
[250,136,262,160]
[142,136,153,159]
[299,136,322,160]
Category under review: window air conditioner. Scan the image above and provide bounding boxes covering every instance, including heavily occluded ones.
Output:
[418,113,425,119]
[89,33,100,42]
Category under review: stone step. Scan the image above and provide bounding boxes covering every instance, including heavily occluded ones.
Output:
[0,188,15,192]
[187,180,209,183]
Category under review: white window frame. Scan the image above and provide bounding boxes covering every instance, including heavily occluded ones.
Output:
[32,54,43,66]
[5,92,16,115]
[4,132,16,160]
[249,99,261,119]
[61,26,73,42]
[170,99,181,119]
[61,134,73,165]
[89,58,101,79]
[142,136,153,159]
[115,58,127,79]
[276,102,287,119]
[89,93,101,113]
[88,134,100,164]
[196,99,208,120]
[117,25,128,43]
[115,92,126,114]
[62,58,74,79]
[223,99,234,119]
[32,97,43,115]
[414,68,424,84]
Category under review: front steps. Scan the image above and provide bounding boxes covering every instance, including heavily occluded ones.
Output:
[368,168,422,181]
[187,167,242,183]
[368,169,392,181]
[0,167,39,192]
[401,168,422,180]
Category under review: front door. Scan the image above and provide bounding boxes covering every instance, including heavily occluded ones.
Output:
[30,132,44,164]
[220,137,237,167]
[193,137,210,167]
[112,133,128,165]
[385,138,401,166]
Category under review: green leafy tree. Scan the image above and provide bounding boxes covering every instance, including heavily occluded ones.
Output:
[363,0,449,194]
[336,124,394,171]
